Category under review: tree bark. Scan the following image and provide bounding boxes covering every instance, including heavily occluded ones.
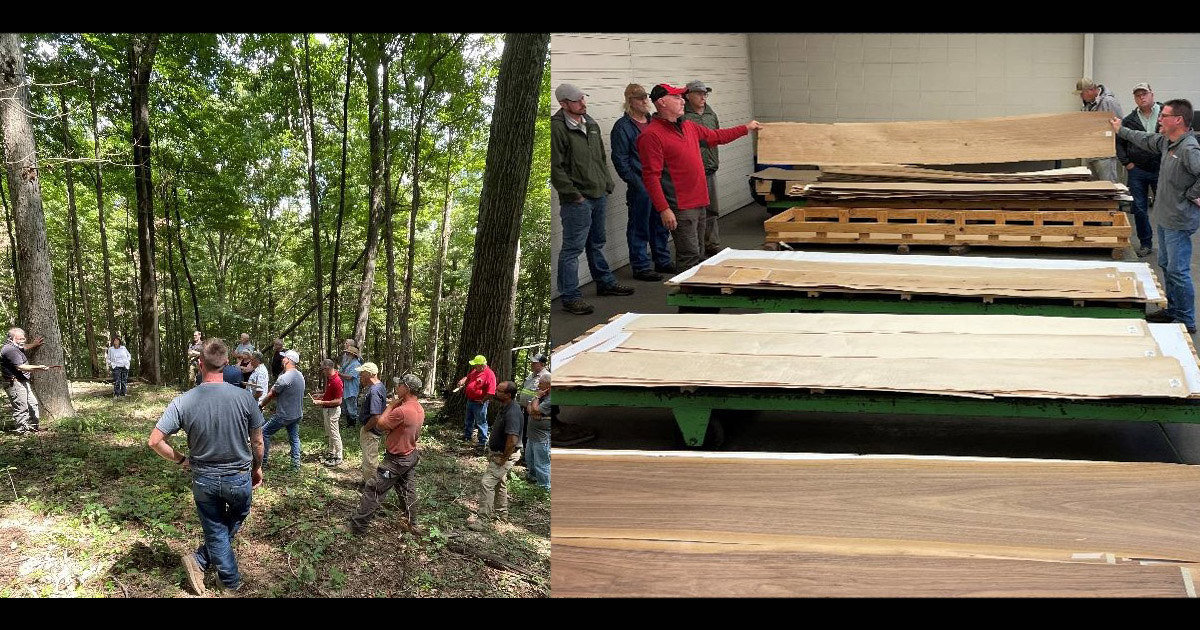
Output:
[0,33,75,418]
[383,55,397,381]
[0,167,18,286]
[173,187,199,331]
[328,33,352,355]
[128,33,160,384]
[448,34,548,421]
[352,37,387,352]
[58,88,100,377]
[89,76,117,342]
[164,182,184,385]
[422,136,454,397]
[297,34,325,361]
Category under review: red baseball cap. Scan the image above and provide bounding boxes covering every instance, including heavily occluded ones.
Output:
[649,83,687,101]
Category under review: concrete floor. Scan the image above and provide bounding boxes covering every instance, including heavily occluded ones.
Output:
[552,201,1200,464]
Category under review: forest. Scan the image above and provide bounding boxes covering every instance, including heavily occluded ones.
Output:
[0,32,551,597]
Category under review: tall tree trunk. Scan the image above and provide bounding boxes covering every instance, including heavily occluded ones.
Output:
[89,77,117,342]
[328,33,352,355]
[65,252,77,374]
[0,33,74,417]
[422,138,454,396]
[129,33,161,384]
[164,182,183,385]
[352,38,387,351]
[58,88,100,376]
[0,171,17,283]
[383,56,398,381]
[448,33,548,421]
[173,187,199,331]
[296,34,325,361]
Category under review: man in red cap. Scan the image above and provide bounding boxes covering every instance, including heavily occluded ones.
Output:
[637,83,761,271]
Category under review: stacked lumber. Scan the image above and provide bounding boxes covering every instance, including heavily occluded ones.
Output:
[757,111,1116,166]
[816,164,1093,184]
[552,313,1198,400]
[552,450,1200,597]
[676,257,1151,302]
[799,181,1128,205]
[764,207,1132,252]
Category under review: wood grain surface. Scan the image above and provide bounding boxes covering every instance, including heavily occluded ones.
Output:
[551,451,1200,597]
[758,112,1117,166]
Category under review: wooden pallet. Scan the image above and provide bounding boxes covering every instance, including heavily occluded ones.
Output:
[765,207,1132,255]
[778,197,1120,210]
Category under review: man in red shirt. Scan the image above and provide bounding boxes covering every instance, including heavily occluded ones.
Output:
[346,373,426,535]
[310,358,344,467]
[457,354,497,448]
[637,83,762,271]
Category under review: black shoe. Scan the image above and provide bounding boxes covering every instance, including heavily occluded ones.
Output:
[655,263,677,274]
[631,269,663,282]
[705,246,723,257]
[561,299,595,315]
[597,283,634,296]
[1136,245,1153,258]
[1147,311,1176,323]
[1189,326,1198,334]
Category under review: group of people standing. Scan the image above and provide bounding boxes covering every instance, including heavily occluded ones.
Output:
[552,79,762,315]
[145,330,549,594]
[1082,78,1200,335]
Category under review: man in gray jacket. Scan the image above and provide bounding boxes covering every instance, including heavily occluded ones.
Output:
[683,80,724,257]
[1111,99,1200,333]
[1077,78,1124,183]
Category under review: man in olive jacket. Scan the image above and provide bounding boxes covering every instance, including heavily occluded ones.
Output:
[683,80,724,256]
[551,83,634,316]
[1111,99,1200,333]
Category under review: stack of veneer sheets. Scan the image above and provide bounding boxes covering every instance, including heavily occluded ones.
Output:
[815,164,1094,184]
[797,181,1128,205]
[667,249,1164,307]
[552,449,1200,597]
[552,313,1200,400]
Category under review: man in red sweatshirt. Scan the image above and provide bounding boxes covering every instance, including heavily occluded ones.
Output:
[458,354,497,447]
[637,83,762,271]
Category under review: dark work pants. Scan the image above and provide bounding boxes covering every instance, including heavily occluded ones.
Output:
[350,449,420,532]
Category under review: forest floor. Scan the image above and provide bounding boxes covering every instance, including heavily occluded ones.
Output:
[0,381,549,598]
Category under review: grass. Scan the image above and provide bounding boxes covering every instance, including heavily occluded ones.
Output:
[0,381,549,598]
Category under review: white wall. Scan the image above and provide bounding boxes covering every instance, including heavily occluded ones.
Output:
[550,33,754,294]
[749,33,1084,122]
[1093,33,1200,120]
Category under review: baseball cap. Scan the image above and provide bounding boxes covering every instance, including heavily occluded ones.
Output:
[685,80,712,94]
[393,373,422,391]
[649,83,687,102]
[469,355,487,366]
[280,349,299,364]
[1074,78,1098,93]
[355,361,379,375]
[624,83,648,99]
[555,83,586,102]
[530,353,547,364]
[1133,82,1153,93]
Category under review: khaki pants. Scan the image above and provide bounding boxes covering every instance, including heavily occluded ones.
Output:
[360,426,381,484]
[479,449,521,519]
[321,405,343,460]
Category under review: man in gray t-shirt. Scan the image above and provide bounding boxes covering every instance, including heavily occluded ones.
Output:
[148,337,264,594]
[258,349,307,470]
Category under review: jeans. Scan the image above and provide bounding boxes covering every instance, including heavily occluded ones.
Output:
[341,395,358,426]
[349,450,420,532]
[1127,166,1157,248]
[111,367,128,396]
[4,380,39,432]
[625,184,672,273]
[557,196,616,300]
[671,208,705,271]
[525,436,550,489]
[262,414,302,469]
[463,400,489,445]
[190,469,252,589]
[1157,223,1197,328]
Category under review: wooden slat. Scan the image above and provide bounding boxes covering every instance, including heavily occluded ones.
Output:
[758,112,1117,166]
[551,450,1200,597]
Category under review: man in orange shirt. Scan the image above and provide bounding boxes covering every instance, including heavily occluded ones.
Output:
[346,373,426,536]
